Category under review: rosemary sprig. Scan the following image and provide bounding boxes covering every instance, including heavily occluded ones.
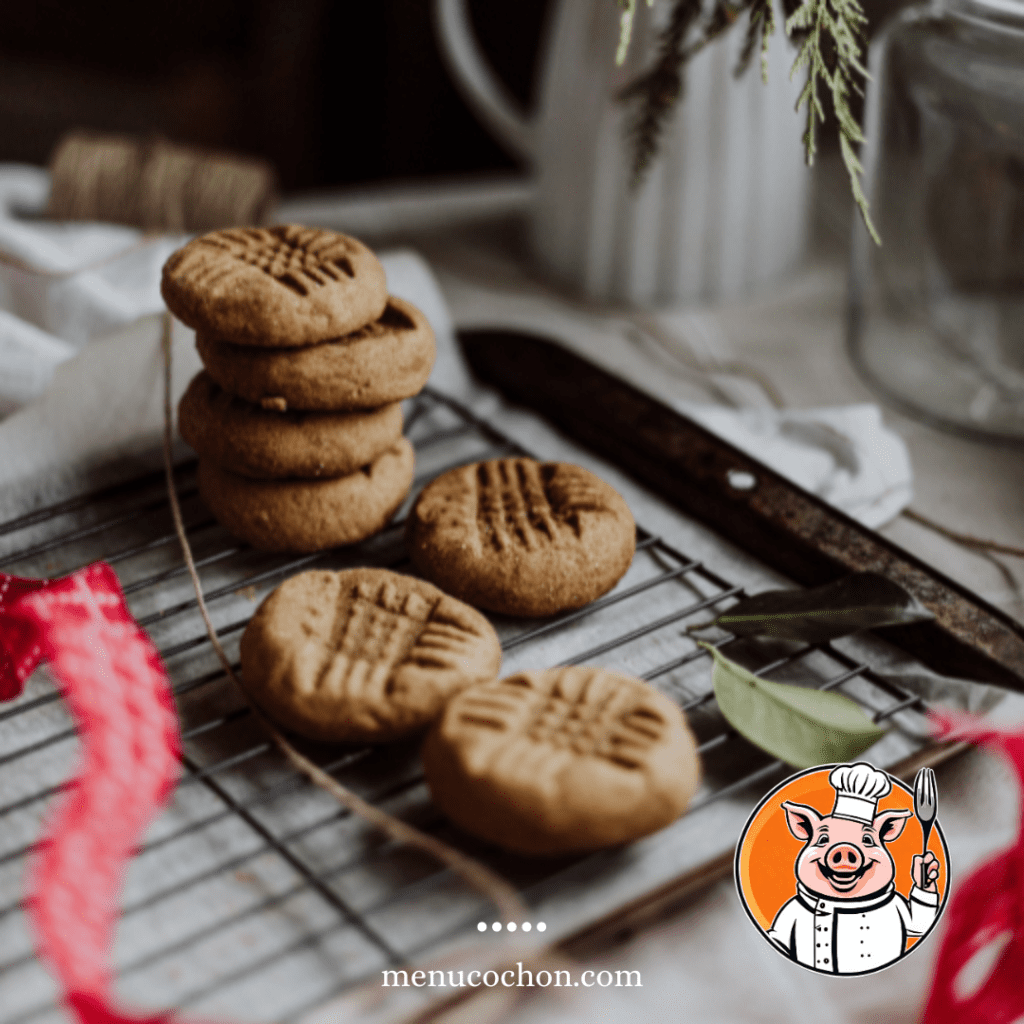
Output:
[619,0,704,181]
[620,0,879,242]
[736,0,776,83]
[617,0,655,64]
[787,0,878,241]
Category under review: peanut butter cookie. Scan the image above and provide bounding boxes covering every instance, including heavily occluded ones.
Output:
[422,667,700,855]
[198,437,414,552]
[195,297,435,411]
[406,458,636,617]
[162,225,387,344]
[178,371,403,479]
[239,568,502,743]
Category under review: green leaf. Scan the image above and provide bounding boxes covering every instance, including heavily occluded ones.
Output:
[702,643,887,768]
[714,572,933,643]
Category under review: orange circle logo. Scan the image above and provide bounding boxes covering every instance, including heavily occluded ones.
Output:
[735,762,949,976]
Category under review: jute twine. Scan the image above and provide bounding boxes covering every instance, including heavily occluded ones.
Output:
[159,312,574,1024]
[47,131,277,233]
[0,132,278,281]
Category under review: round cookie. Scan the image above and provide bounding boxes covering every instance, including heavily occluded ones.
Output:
[406,458,636,617]
[239,568,502,743]
[198,437,414,553]
[178,371,403,479]
[422,667,701,855]
[195,297,436,411]
[161,225,387,345]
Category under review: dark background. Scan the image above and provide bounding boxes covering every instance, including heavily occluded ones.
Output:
[0,0,903,193]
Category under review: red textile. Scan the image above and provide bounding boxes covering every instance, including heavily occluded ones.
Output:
[0,574,52,699]
[0,564,181,1024]
[922,710,1024,1024]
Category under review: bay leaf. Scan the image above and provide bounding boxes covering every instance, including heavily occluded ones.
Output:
[701,643,887,768]
[713,572,933,644]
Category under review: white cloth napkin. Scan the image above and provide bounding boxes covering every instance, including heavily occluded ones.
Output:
[0,164,911,533]
[676,401,912,528]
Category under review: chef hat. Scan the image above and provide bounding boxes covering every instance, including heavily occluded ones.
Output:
[828,762,891,823]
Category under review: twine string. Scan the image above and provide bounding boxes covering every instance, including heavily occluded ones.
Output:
[0,131,278,280]
[159,311,526,927]
[902,508,1024,560]
[48,133,277,233]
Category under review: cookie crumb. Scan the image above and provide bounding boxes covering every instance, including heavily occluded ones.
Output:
[260,396,288,412]
[235,585,258,602]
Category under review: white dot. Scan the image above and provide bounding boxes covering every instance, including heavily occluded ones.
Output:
[477,922,487,932]
[522,922,532,932]
[492,922,502,932]
[507,922,517,932]
[537,922,547,932]
[727,469,757,491]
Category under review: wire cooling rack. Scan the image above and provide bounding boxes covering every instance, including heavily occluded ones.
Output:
[0,386,941,1024]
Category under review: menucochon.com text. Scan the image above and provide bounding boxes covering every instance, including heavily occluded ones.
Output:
[382,964,641,989]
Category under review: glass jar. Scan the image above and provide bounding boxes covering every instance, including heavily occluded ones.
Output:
[848,0,1024,443]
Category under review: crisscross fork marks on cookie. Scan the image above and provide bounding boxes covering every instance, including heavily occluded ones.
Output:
[524,669,669,768]
[475,459,561,553]
[204,227,357,297]
[541,465,618,538]
[453,679,534,733]
[411,617,489,673]
[315,580,439,700]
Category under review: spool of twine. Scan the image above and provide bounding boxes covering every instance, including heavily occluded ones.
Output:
[46,131,278,232]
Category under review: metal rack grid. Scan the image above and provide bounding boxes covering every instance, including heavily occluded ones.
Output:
[0,387,935,1024]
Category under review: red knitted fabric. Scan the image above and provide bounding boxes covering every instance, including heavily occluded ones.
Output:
[0,574,51,699]
[922,710,1024,1024]
[0,564,181,1024]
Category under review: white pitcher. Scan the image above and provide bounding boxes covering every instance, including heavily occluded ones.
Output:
[435,0,811,305]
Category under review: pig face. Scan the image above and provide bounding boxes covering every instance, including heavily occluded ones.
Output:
[782,801,912,900]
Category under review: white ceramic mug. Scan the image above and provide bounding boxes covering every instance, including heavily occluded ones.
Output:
[436,0,812,305]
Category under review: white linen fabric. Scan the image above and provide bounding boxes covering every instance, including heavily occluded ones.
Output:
[676,401,912,528]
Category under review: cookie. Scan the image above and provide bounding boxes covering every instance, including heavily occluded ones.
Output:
[406,458,635,617]
[422,667,700,855]
[178,371,403,479]
[195,297,436,411]
[161,225,387,345]
[238,568,502,743]
[198,437,414,552]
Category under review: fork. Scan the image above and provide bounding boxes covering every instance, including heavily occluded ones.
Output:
[914,766,938,856]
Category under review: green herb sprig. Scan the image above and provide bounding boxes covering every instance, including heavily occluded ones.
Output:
[616,0,879,242]
[737,0,776,83]
[788,0,878,241]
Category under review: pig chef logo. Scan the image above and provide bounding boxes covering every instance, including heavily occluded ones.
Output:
[735,762,948,975]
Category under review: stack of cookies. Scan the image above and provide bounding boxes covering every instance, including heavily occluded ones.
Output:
[162,225,435,553]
